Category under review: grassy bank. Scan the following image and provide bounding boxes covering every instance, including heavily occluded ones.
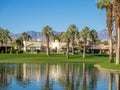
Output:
[0,53,107,63]
[98,61,120,70]
[0,53,120,70]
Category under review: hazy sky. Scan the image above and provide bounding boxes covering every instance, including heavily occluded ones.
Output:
[0,0,106,33]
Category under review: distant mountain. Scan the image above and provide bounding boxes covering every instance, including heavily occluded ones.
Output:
[98,29,116,41]
[26,31,45,40]
[9,33,21,40]
[10,29,116,41]
[9,31,44,41]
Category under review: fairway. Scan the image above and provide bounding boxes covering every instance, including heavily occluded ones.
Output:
[0,53,107,63]
[0,53,120,70]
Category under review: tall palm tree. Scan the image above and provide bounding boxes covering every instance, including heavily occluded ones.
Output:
[3,30,12,53]
[67,24,78,55]
[41,25,53,56]
[113,0,120,64]
[97,0,114,63]
[60,32,71,59]
[80,27,90,59]
[90,29,98,54]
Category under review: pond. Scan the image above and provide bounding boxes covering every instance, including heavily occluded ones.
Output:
[0,63,119,90]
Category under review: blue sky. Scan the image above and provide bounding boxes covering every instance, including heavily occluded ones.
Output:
[0,0,106,34]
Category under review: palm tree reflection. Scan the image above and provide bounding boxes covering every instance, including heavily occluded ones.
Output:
[0,65,11,89]
[115,73,120,90]
[45,63,50,89]
[108,73,113,90]
[71,64,75,90]
[82,63,87,90]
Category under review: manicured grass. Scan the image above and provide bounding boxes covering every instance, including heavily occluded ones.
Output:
[0,53,120,70]
[0,53,107,63]
[98,61,120,70]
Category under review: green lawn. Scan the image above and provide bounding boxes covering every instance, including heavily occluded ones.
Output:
[98,61,120,70]
[0,53,106,63]
[0,53,120,70]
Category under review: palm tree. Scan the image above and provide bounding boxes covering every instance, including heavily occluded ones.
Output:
[97,0,114,63]
[26,35,32,41]
[60,31,71,59]
[113,0,120,64]
[21,32,28,41]
[41,25,53,56]
[90,30,98,54]
[80,27,90,59]
[3,30,12,53]
[67,24,78,55]
[16,36,23,51]
[51,33,60,42]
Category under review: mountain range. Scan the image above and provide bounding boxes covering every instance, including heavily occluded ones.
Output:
[10,29,116,41]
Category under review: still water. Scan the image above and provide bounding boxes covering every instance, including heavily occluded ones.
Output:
[0,63,119,90]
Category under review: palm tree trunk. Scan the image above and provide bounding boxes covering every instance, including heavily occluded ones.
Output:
[92,39,94,54]
[114,1,120,64]
[72,36,75,55]
[46,35,49,56]
[116,26,120,64]
[83,46,86,59]
[66,39,69,59]
[115,16,120,64]
[106,5,114,63]
[83,38,86,59]
[109,34,114,63]
[5,43,7,53]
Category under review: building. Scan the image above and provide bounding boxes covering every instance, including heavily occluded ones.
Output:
[23,40,113,54]
[23,41,42,53]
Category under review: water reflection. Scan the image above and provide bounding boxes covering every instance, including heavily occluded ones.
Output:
[0,63,119,90]
[115,73,120,90]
